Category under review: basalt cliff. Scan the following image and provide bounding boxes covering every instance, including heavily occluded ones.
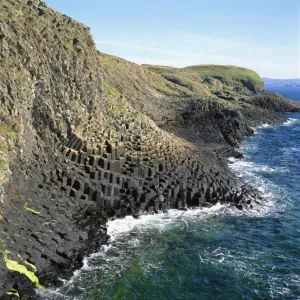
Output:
[1,1,300,298]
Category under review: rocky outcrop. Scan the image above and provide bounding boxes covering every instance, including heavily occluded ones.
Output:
[241,92,300,113]
[0,1,299,299]
[101,57,300,149]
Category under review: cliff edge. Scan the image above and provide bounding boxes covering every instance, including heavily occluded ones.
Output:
[0,0,300,298]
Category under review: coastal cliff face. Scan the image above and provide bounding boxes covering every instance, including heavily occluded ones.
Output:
[1,0,300,298]
[100,56,300,149]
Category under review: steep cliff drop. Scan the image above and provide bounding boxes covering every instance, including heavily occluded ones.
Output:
[0,1,300,298]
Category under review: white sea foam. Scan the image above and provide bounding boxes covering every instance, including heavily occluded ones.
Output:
[228,148,292,217]
[251,123,274,134]
[42,197,278,294]
[283,118,298,126]
[228,157,287,175]
[107,203,230,238]
[251,118,298,134]
[38,119,297,300]
[38,155,284,299]
[37,204,238,300]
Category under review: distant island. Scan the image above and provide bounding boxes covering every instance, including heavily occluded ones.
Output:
[263,78,300,87]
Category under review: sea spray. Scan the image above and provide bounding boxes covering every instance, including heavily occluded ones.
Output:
[37,112,300,300]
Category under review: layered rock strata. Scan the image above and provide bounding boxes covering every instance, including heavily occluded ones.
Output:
[0,0,299,298]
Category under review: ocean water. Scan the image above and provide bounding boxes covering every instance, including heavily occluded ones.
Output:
[39,87,300,300]
[265,85,300,101]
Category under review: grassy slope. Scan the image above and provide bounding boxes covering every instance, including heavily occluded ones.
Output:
[100,53,266,106]
[99,53,300,129]
[99,54,263,118]
[145,64,264,95]
[99,53,198,122]
[184,65,264,92]
[100,55,300,148]
[99,53,194,99]
[143,65,213,96]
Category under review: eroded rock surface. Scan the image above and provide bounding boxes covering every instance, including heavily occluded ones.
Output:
[0,1,300,298]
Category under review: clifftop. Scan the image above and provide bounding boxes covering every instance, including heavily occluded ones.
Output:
[100,53,264,106]
[100,53,300,147]
[145,64,264,94]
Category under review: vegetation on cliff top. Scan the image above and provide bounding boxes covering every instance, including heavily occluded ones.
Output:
[184,65,264,91]
[99,52,193,99]
[1,0,299,297]
[99,52,265,114]
[145,64,264,95]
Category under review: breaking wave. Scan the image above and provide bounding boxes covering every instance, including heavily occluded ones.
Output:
[38,113,300,300]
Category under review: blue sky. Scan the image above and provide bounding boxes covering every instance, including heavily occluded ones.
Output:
[46,0,300,79]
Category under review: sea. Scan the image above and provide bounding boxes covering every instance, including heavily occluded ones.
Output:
[39,86,300,300]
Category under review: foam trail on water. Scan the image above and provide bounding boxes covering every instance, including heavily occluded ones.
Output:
[228,120,293,214]
[37,205,235,300]
[251,118,298,133]
[251,123,271,133]
[107,203,230,237]
[38,120,295,300]
[37,193,280,299]
[38,165,282,300]
[283,118,298,126]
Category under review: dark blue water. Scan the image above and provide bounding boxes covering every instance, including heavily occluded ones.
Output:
[265,85,300,101]
[40,87,300,300]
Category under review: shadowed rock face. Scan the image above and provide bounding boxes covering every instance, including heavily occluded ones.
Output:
[0,1,300,298]
[100,56,300,149]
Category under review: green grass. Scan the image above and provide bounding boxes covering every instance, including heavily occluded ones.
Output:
[0,123,20,135]
[103,82,120,100]
[0,238,6,248]
[0,158,5,169]
[0,119,20,142]
[6,289,20,299]
[99,53,194,98]
[99,54,121,68]
[155,82,182,96]
[183,65,264,92]
[71,50,77,57]
[0,140,8,154]
[103,82,129,118]
[146,66,212,96]
[0,250,45,289]
[146,64,264,94]
[161,73,211,95]
[24,202,40,215]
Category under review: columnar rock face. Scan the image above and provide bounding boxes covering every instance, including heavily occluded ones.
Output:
[0,74,255,296]
[0,0,299,299]
[99,56,300,148]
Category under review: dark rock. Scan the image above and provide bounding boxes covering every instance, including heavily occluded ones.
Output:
[1,0,299,298]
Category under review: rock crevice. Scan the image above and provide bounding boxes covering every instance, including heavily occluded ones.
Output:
[1,1,299,298]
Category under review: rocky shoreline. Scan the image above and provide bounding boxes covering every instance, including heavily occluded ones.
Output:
[1,1,300,299]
